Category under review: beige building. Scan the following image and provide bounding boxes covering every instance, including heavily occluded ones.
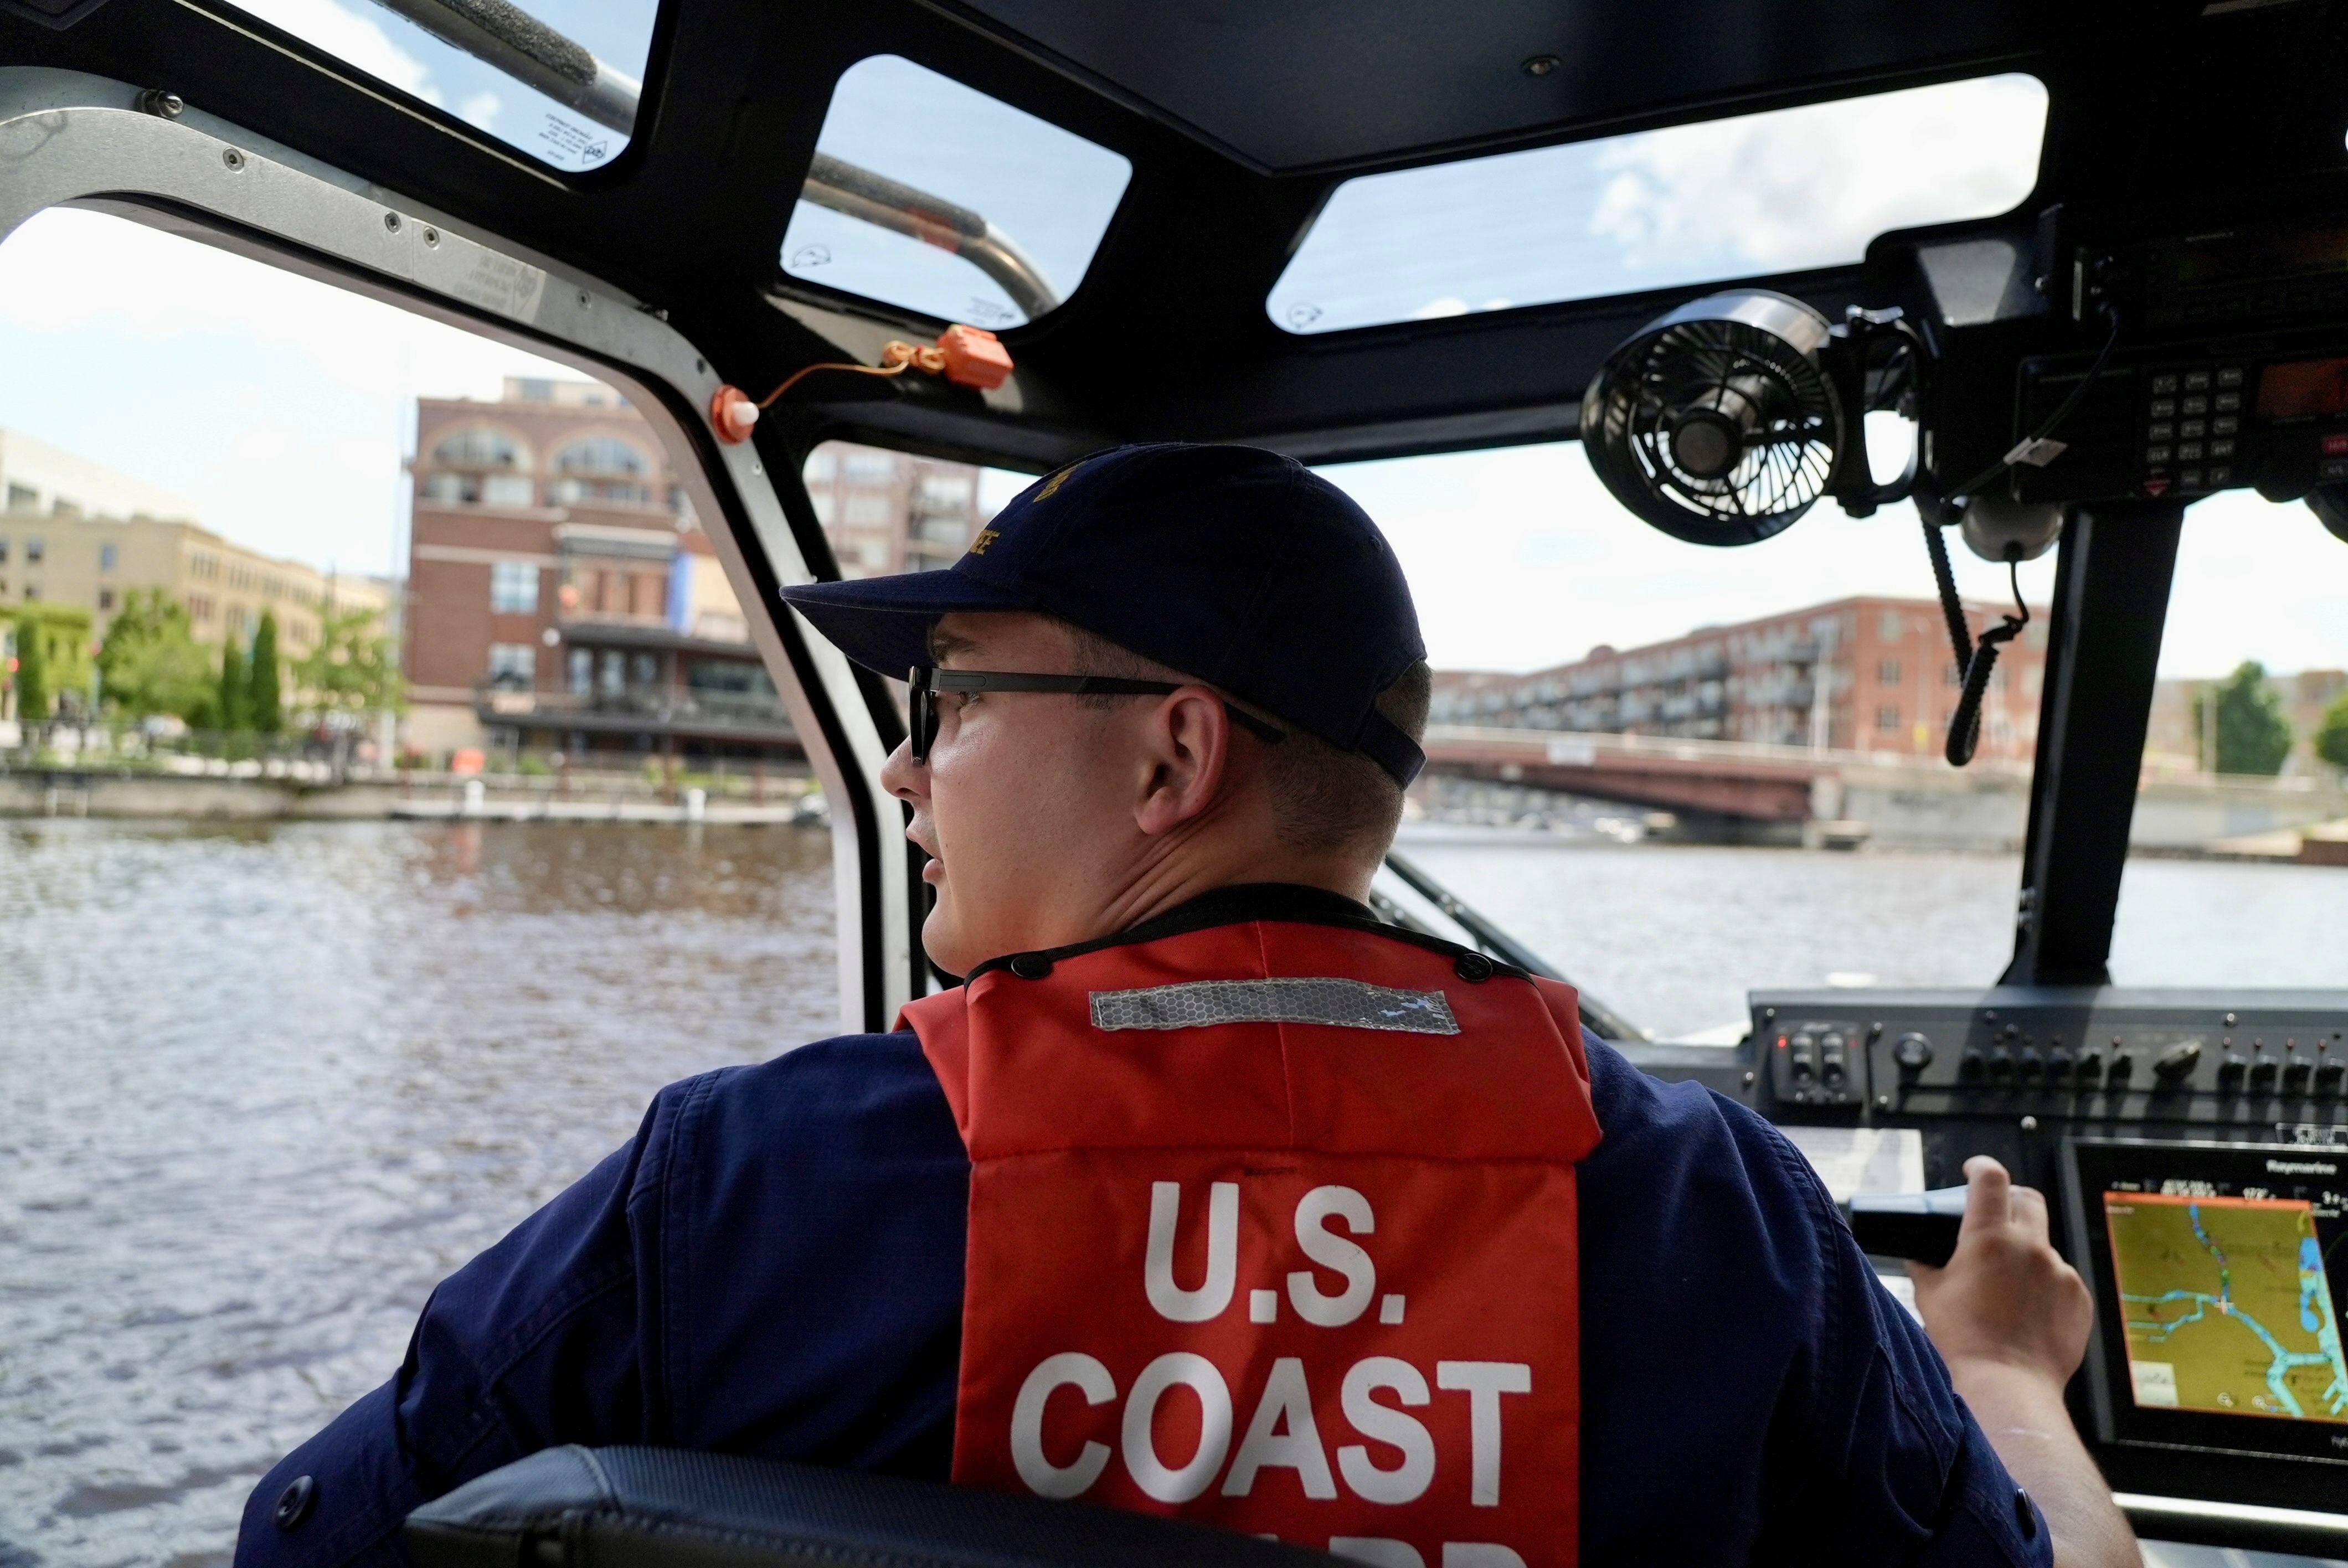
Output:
[0,429,389,657]
[1,427,204,524]
[2145,667,2348,775]
[802,442,984,578]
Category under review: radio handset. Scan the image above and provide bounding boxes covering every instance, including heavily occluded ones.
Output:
[1843,1185,1969,1266]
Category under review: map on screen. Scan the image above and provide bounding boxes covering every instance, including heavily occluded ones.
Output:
[2105,1192,2348,1423]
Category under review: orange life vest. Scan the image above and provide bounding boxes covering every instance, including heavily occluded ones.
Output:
[902,916,1603,1568]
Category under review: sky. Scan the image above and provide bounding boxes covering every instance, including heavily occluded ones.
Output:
[1,21,2342,679]
[0,209,573,582]
[780,54,1135,329]
[1270,74,2050,334]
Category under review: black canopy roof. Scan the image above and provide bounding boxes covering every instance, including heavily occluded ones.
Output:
[17,0,2339,471]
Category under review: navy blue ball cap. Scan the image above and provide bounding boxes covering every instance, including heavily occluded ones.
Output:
[778,442,1427,785]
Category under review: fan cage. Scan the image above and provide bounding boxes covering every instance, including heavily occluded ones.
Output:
[1585,316,1846,545]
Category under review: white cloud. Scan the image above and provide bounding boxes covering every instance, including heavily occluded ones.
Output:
[1589,75,2048,276]
[458,91,503,131]
[230,0,444,104]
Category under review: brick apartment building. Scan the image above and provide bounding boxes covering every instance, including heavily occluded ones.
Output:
[1432,595,2051,762]
[405,378,790,762]
[404,382,986,761]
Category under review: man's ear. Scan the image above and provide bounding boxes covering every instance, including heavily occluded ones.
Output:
[1132,685,1232,836]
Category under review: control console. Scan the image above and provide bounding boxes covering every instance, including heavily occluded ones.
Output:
[1730,989,2348,1529]
[1753,988,2348,1133]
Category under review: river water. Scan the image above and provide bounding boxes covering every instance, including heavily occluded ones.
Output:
[2,819,2342,1566]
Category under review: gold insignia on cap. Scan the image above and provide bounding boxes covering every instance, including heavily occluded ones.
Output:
[966,527,1002,556]
[1033,463,1078,501]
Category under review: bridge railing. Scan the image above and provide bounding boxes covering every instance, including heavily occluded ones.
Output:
[1423,724,2035,778]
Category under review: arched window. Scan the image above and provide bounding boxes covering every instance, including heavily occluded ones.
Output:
[553,436,649,477]
[432,427,529,470]
[550,435,655,507]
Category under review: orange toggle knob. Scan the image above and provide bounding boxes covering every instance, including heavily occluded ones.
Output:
[709,384,760,445]
[935,325,1013,390]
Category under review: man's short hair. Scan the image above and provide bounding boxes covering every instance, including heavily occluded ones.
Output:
[1062,621,1429,857]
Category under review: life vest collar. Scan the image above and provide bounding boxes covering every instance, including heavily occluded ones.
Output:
[957,881,1534,988]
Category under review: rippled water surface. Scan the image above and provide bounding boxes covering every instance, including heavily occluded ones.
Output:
[2,822,839,1566]
[1398,829,2348,1039]
[4,821,2344,1566]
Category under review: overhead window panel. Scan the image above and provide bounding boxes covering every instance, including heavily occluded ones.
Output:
[222,0,659,173]
[1268,75,2049,336]
[780,55,1134,329]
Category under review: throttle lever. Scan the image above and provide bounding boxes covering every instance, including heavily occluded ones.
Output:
[1843,1185,1968,1266]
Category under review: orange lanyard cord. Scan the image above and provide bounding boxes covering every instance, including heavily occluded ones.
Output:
[755,340,949,409]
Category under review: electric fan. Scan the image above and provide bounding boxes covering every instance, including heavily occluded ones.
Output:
[1580,290,1917,546]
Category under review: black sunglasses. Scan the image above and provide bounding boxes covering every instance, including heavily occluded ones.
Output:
[908,667,1287,764]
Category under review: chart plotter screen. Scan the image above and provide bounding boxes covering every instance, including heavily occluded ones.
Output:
[2103,1192,2347,1422]
[2068,1139,2348,1471]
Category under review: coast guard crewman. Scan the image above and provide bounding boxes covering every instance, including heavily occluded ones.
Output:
[238,443,2139,1568]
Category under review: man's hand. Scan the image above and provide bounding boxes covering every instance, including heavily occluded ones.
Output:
[1909,1157,2138,1568]
[1911,1155,2093,1384]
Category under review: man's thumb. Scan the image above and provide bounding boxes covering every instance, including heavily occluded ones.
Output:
[1961,1155,2012,1232]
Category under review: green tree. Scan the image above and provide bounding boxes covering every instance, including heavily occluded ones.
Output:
[2317,690,2348,771]
[12,613,48,725]
[248,609,283,734]
[2196,661,2295,776]
[218,633,249,733]
[291,606,406,717]
[96,590,215,722]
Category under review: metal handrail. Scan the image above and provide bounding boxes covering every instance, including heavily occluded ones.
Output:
[361,0,1062,317]
[799,155,1059,319]
[370,0,641,132]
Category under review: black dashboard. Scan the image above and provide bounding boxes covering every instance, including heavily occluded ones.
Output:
[1635,988,2348,1547]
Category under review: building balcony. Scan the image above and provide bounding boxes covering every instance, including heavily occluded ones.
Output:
[475,679,798,746]
[553,616,754,654]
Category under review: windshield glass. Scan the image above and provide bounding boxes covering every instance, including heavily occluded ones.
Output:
[780,55,1134,329]
[0,206,834,1561]
[1271,74,2047,336]
[222,0,657,173]
[2107,498,2348,982]
[1317,442,2345,1041]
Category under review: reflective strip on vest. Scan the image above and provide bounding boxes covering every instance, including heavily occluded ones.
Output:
[902,919,1602,1568]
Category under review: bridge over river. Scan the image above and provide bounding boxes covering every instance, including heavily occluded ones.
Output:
[1419,725,2348,855]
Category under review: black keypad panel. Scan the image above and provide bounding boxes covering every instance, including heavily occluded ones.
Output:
[2143,367,2253,492]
